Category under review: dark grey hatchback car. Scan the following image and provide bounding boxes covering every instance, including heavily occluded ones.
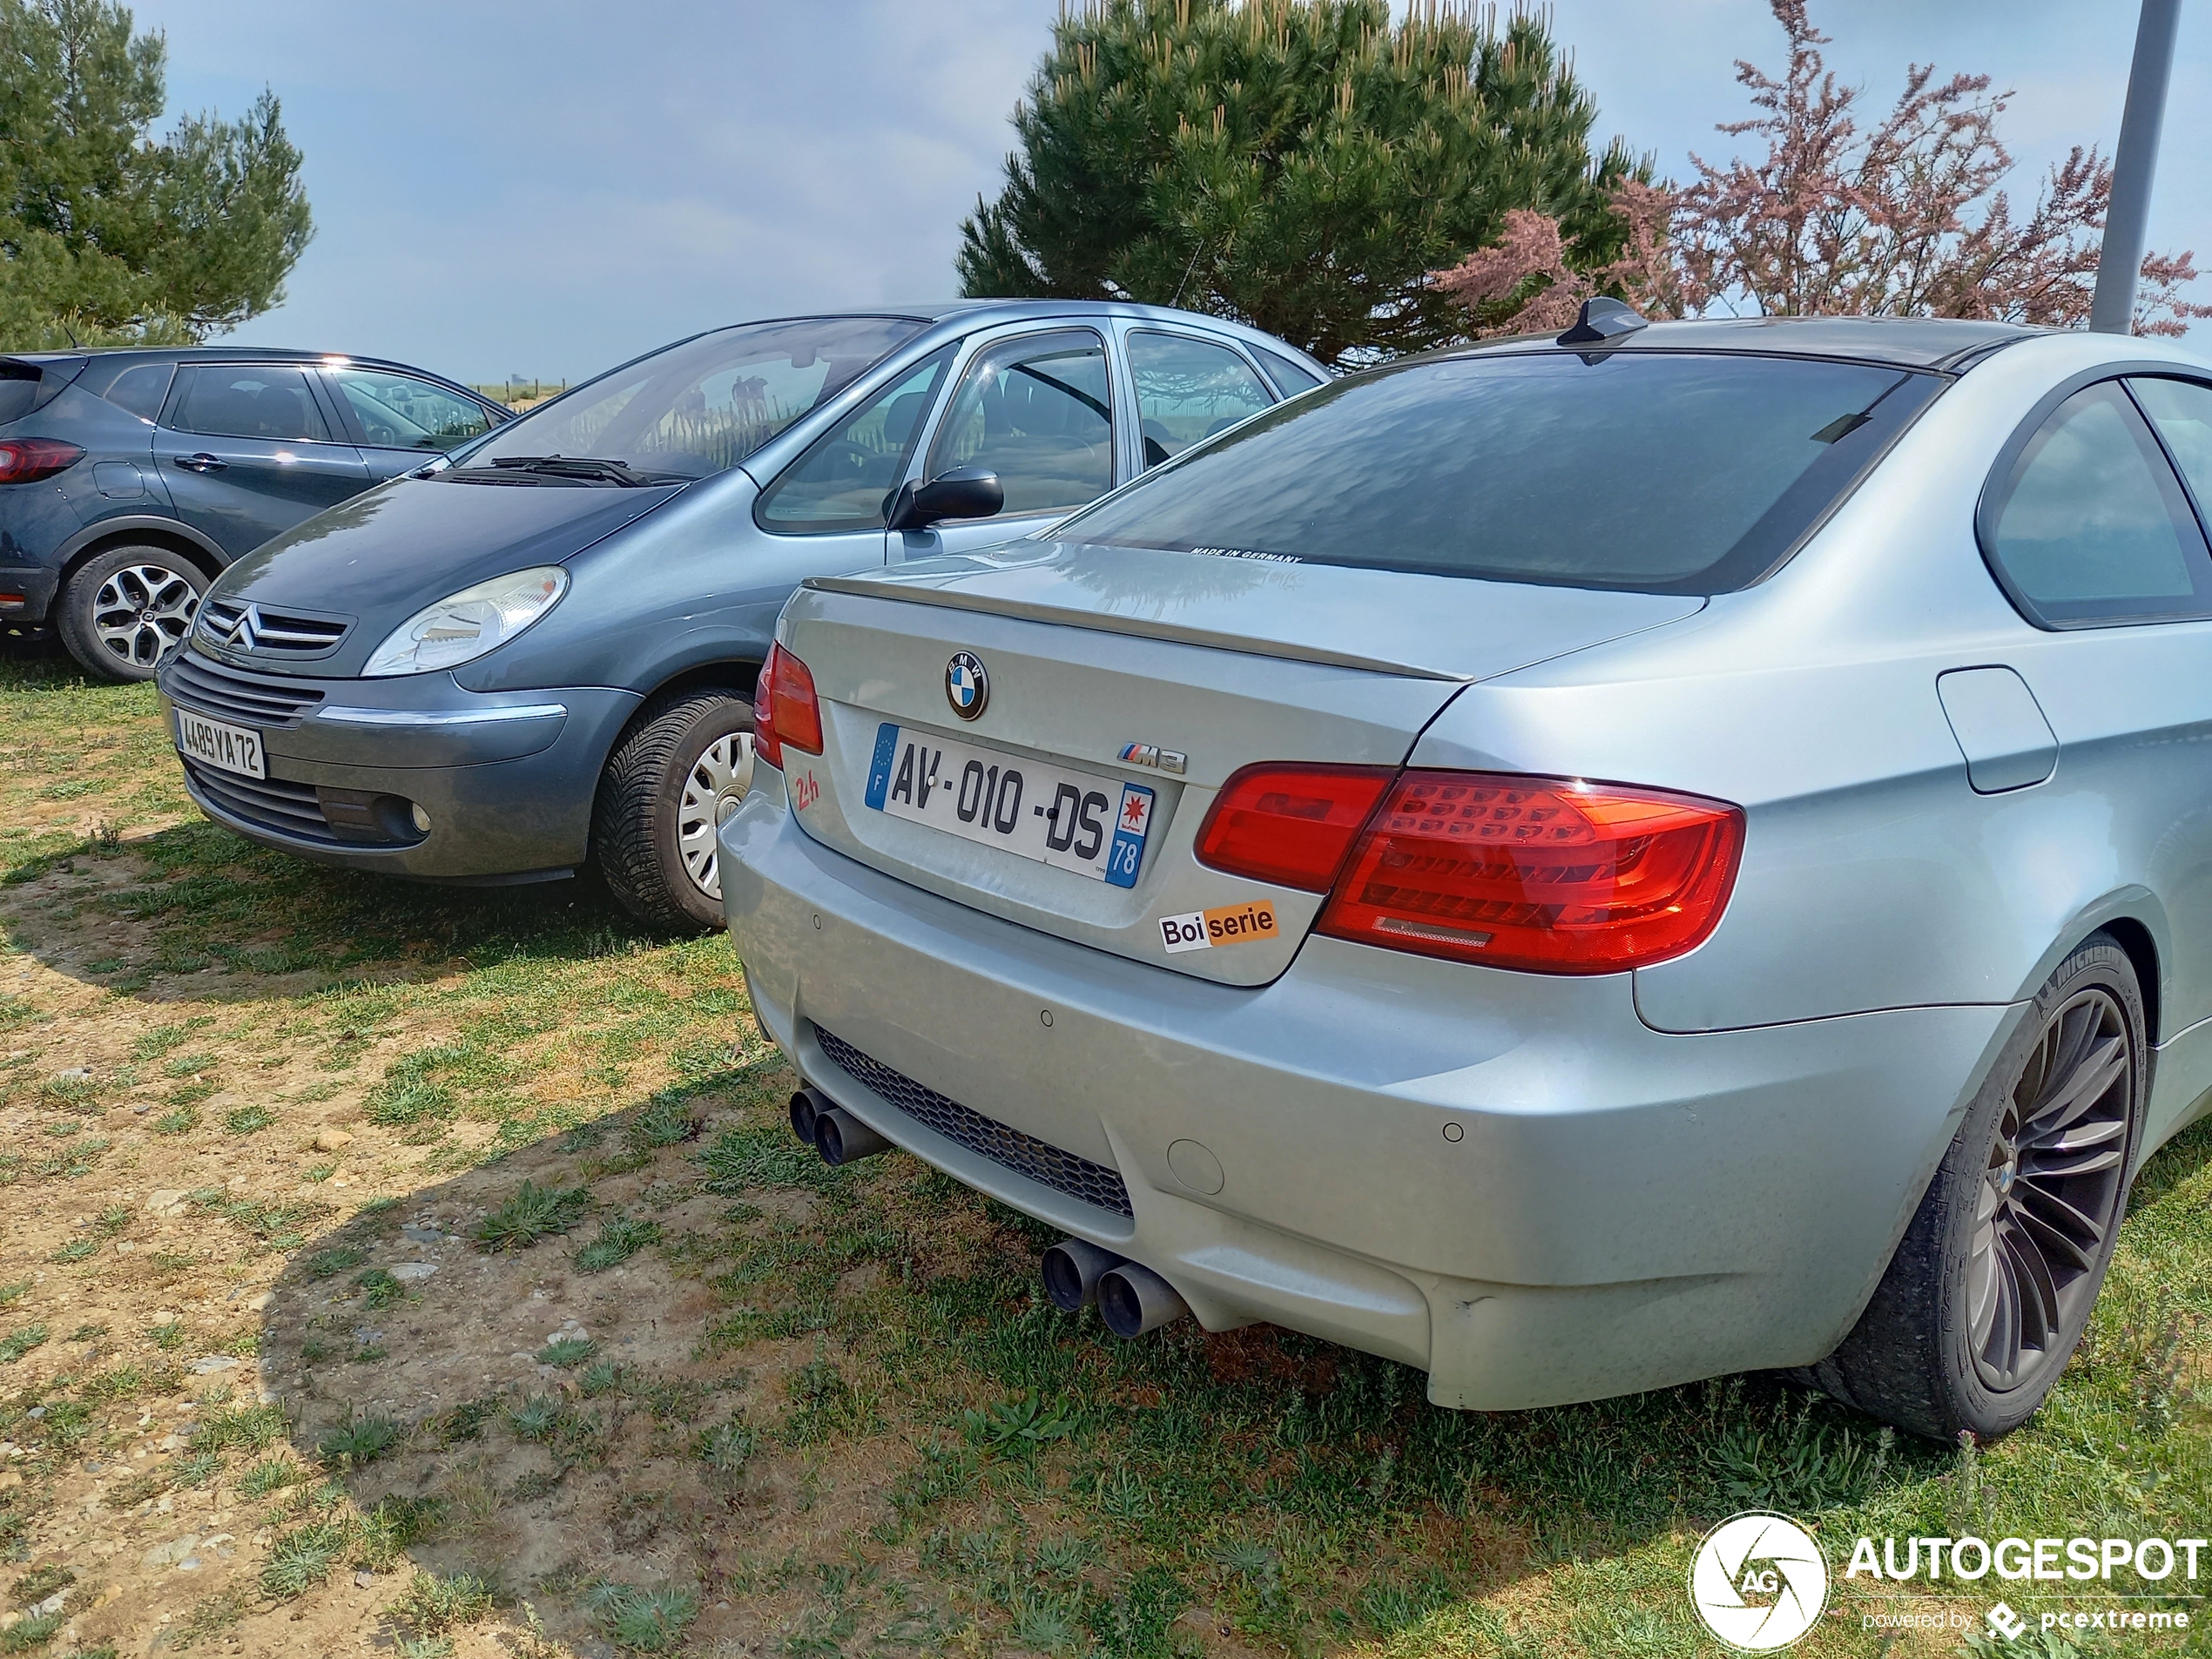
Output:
[0,347,510,678]
[155,302,1325,929]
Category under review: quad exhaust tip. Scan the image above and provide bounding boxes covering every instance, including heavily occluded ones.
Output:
[813,1103,893,1167]
[788,1089,824,1147]
[790,1087,894,1167]
[1041,1238,1123,1312]
[1042,1238,1190,1338]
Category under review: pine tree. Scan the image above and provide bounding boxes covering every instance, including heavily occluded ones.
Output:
[956,0,1638,365]
[0,0,312,350]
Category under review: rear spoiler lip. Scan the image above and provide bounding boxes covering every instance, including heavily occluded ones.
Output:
[806,570,1511,683]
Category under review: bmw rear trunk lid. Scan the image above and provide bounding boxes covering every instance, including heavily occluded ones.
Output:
[774,539,1703,985]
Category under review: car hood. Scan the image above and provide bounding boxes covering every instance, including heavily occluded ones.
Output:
[201,474,681,678]
[806,537,1706,682]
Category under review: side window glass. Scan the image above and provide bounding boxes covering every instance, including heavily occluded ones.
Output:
[1253,343,1325,395]
[925,330,1112,516]
[2128,377,2212,516]
[168,366,330,442]
[1985,381,2212,625]
[756,347,953,533]
[330,368,490,450]
[1128,331,1273,468]
[103,363,173,421]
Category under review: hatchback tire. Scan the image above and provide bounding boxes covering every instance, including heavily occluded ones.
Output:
[1813,933,2145,1441]
[57,545,208,682]
[593,687,757,933]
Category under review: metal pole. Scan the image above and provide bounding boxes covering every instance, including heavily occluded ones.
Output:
[2090,0,2184,334]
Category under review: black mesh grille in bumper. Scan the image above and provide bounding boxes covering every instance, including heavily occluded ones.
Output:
[812,1026,1133,1217]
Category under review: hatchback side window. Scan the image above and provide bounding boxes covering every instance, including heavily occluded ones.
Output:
[925,331,1112,516]
[1128,331,1274,469]
[329,368,491,450]
[101,363,174,421]
[167,366,330,442]
[756,347,953,533]
[1982,381,2212,626]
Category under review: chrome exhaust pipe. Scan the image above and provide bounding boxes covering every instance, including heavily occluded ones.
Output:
[1041,1238,1123,1312]
[788,1088,828,1147]
[1096,1262,1190,1339]
[813,1105,893,1167]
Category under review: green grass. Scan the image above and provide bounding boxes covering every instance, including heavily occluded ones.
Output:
[573,1212,659,1272]
[583,1581,698,1653]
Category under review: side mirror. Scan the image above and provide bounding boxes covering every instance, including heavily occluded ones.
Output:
[885,467,1003,531]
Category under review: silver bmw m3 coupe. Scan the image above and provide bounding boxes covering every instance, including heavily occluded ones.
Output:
[723,307,2212,1440]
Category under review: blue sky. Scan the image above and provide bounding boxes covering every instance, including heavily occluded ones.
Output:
[132,0,2211,385]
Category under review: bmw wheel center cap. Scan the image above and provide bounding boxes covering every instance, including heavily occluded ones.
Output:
[946,651,988,720]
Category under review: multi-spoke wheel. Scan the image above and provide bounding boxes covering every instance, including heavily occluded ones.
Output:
[676,731,756,901]
[592,686,756,932]
[57,544,209,682]
[1814,932,2144,1441]
[1966,988,2131,1393]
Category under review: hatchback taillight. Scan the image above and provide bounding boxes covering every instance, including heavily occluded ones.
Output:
[1200,763,1743,974]
[0,439,84,484]
[753,642,821,771]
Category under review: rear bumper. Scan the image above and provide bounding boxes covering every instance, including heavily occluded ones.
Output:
[722,772,2024,1410]
[156,651,638,879]
[0,564,57,624]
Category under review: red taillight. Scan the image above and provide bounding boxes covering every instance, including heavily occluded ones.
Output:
[0,439,84,484]
[753,642,820,771]
[1316,771,1743,973]
[1195,763,1398,890]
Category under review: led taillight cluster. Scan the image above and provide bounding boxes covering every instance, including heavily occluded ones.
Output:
[1194,763,1743,974]
[0,439,84,484]
[752,642,822,770]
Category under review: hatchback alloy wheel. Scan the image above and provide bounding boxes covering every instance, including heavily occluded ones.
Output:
[95,561,200,669]
[1966,988,2132,1393]
[678,731,755,900]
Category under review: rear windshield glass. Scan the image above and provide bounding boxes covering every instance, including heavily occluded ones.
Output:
[1058,350,1940,594]
[0,365,44,427]
[460,315,926,482]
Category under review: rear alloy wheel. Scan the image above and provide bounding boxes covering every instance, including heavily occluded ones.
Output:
[1813,933,2144,1440]
[592,687,755,932]
[57,545,208,682]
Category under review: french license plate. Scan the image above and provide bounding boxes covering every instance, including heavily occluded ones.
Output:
[861,723,1153,887]
[174,706,265,780]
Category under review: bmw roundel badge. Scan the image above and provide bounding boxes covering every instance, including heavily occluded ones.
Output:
[945,651,989,720]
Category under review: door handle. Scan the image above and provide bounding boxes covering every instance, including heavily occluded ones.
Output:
[172,453,227,473]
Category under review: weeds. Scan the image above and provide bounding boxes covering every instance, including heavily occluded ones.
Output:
[473,1181,590,1251]
[583,1581,698,1653]
[574,1213,659,1273]
[0,1327,46,1364]
[262,1518,351,1599]
[319,1415,401,1466]
[536,1335,597,1368]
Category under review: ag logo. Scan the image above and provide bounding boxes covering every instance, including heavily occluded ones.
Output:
[1689,1512,1828,1651]
[944,651,988,721]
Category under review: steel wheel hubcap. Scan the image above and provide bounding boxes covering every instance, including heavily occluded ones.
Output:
[678,731,755,900]
[92,563,199,668]
[1966,987,2132,1393]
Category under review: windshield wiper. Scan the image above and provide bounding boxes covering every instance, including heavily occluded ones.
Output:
[480,455,680,487]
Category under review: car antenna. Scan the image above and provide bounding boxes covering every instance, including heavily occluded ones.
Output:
[62,319,79,349]
[1556,297,1648,348]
